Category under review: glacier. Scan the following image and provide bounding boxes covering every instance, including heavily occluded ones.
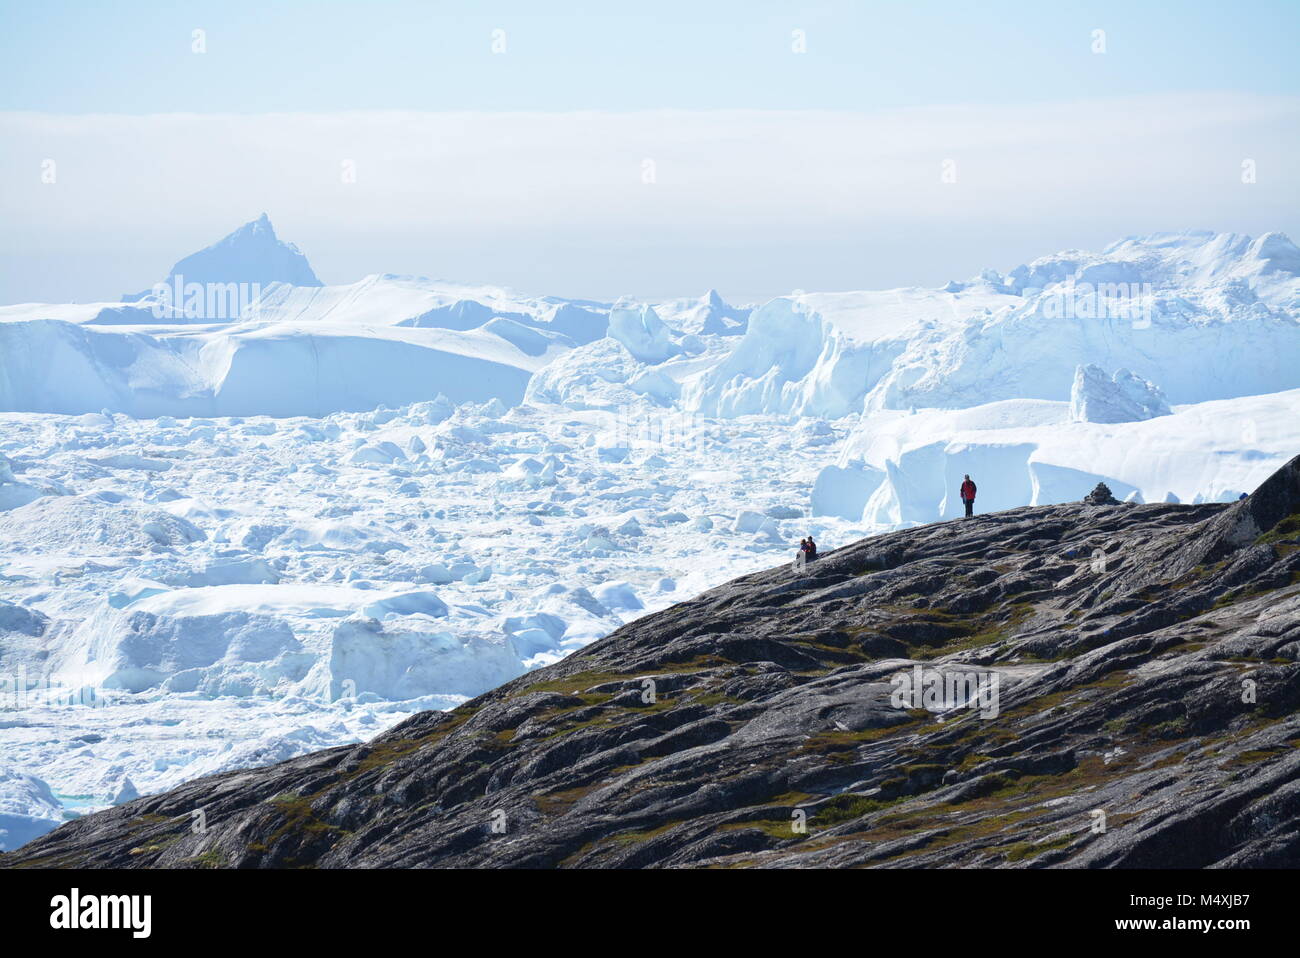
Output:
[1,216,1297,849]
[686,230,1300,418]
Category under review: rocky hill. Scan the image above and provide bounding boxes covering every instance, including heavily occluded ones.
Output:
[6,456,1300,869]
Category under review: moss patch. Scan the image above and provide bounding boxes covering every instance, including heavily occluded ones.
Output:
[815,792,907,827]
[1001,831,1078,861]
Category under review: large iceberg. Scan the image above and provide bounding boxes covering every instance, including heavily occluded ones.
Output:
[125,213,322,302]
[815,388,1296,525]
[686,231,1300,419]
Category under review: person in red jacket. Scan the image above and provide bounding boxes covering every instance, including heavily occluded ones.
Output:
[960,474,977,517]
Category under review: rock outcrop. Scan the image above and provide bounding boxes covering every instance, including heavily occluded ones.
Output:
[6,456,1300,870]
[1083,482,1121,506]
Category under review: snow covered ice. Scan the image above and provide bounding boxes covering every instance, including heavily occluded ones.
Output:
[1,217,1298,848]
[1069,364,1172,424]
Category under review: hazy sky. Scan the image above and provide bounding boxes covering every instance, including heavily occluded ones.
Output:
[2,1,1298,304]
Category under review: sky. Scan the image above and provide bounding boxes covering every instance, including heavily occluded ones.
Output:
[1,0,1298,303]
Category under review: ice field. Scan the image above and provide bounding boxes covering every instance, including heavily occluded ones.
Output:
[2,218,1298,847]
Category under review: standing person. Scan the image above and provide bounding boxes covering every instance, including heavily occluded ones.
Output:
[806,534,818,561]
[794,538,808,572]
[960,474,977,518]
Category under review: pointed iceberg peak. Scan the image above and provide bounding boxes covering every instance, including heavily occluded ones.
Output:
[687,287,749,337]
[241,212,275,235]
[228,212,284,243]
[130,214,323,300]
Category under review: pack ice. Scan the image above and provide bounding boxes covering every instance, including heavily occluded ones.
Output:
[1,219,1297,847]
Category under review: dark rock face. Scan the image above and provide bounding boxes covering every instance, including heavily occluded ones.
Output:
[7,456,1300,870]
[1083,482,1121,506]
